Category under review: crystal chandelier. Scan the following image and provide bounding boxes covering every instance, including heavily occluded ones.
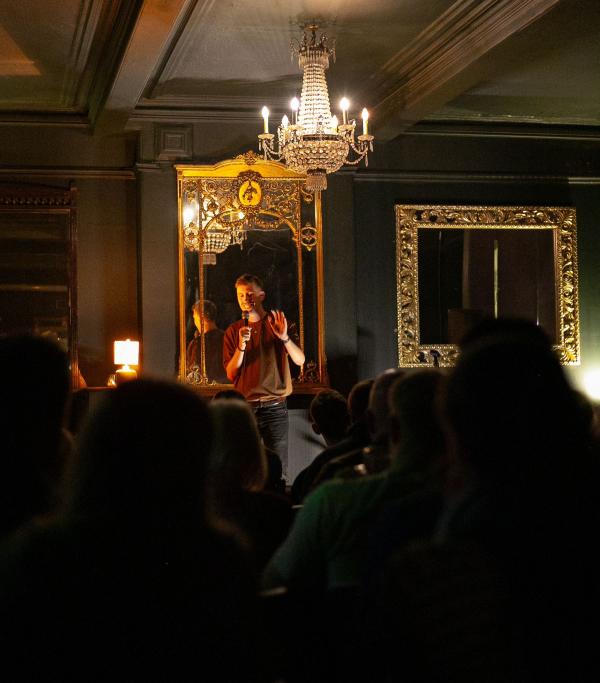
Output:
[182,197,246,254]
[258,25,374,192]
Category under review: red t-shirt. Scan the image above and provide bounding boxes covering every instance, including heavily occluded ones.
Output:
[223,317,292,400]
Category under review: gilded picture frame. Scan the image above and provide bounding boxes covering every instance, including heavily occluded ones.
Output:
[396,204,580,367]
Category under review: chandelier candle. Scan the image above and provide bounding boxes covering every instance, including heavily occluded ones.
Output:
[340,97,349,125]
[291,97,299,125]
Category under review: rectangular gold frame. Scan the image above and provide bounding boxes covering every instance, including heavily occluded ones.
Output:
[396,204,580,367]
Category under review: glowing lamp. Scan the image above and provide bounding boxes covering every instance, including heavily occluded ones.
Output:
[290,97,299,124]
[583,369,600,401]
[114,339,139,384]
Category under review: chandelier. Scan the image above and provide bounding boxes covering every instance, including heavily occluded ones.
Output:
[258,25,374,192]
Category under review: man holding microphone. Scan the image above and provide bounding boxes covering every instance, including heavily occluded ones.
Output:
[223,274,305,481]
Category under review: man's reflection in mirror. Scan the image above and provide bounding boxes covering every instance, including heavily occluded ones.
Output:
[186,299,228,384]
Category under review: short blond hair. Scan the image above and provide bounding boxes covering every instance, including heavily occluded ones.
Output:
[235,273,264,290]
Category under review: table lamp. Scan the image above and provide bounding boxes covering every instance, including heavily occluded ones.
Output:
[114,339,139,385]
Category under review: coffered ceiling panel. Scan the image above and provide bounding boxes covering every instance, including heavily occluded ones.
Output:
[138,0,457,115]
[0,0,142,124]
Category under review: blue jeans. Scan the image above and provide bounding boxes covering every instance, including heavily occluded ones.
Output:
[253,400,289,481]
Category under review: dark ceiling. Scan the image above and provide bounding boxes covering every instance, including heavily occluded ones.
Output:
[0,0,598,140]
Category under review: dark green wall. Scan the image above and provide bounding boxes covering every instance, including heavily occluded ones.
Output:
[320,130,600,393]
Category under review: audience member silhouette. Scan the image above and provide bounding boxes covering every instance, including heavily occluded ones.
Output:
[306,379,373,480]
[210,388,287,495]
[210,398,293,571]
[0,334,71,539]
[376,319,600,683]
[309,389,351,445]
[310,369,404,489]
[292,389,350,503]
[363,369,446,588]
[0,379,263,682]
[213,387,246,401]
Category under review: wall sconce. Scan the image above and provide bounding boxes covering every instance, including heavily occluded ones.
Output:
[113,339,139,385]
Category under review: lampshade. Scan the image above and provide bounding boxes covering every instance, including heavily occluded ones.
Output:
[114,339,139,366]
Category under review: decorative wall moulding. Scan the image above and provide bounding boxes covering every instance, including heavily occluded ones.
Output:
[154,124,193,161]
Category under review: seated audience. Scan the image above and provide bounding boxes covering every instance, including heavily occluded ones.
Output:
[211,389,287,495]
[210,398,293,570]
[291,379,373,502]
[0,380,263,682]
[263,369,445,592]
[309,369,404,489]
[376,319,600,683]
[0,335,71,539]
[362,369,447,589]
[291,389,350,503]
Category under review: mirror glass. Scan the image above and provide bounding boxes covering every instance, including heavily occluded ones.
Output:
[418,228,557,344]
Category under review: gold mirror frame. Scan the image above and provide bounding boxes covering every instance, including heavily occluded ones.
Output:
[176,152,328,393]
[396,204,580,367]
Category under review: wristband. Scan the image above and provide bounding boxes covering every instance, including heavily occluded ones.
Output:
[238,346,246,352]
[282,337,290,344]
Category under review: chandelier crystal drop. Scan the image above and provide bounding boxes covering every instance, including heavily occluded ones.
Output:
[258,25,374,192]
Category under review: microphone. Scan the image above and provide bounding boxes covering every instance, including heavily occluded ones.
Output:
[242,311,249,326]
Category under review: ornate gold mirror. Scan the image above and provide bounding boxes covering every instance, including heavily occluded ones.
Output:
[396,204,580,367]
[176,152,328,392]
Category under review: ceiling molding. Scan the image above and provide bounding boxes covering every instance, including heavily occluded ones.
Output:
[140,0,216,101]
[85,0,145,126]
[0,167,136,179]
[350,170,600,185]
[371,0,561,138]
[0,113,91,128]
[404,121,600,142]
[61,0,105,107]
[126,107,261,126]
[96,0,190,132]
[135,93,288,113]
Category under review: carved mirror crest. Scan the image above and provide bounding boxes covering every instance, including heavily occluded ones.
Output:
[176,152,328,393]
[396,204,580,367]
